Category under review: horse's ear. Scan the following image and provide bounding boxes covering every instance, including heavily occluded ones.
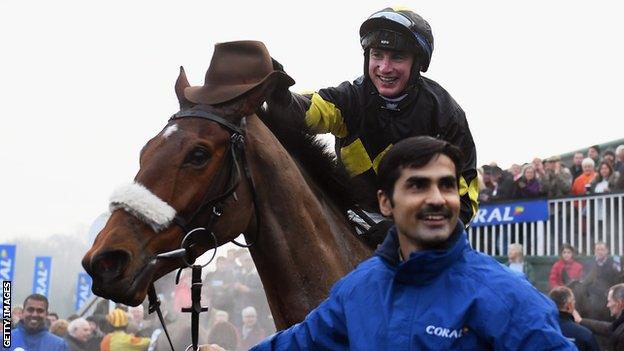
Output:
[175,66,194,109]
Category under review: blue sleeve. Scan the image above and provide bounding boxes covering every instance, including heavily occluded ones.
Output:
[251,280,349,351]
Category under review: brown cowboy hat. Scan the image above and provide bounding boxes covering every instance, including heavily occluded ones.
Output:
[185,40,295,105]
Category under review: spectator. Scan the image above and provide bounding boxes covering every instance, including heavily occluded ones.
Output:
[578,283,624,350]
[11,305,23,328]
[249,136,572,349]
[213,311,230,326]
[8,293,68,351]
[549,244,584,289]
[570,152,585,181]
[127,304,154,338]
[590,161,620,194]
[233,253,270,329]
[65,318,92,351]
[615,144,624,175]
[100,308,150,351]
[238,307,266,351]
[512,165,542,199]
[532,157,546,180]
[506,243,533,283]
[478,165,495,202]
[548,286,600,351]
[571,158,597,196]
[48,312,60,326]
[603,150,616,168]
[50,319,70,338]
[542,155,572,198]
[588,145,601,166]
[86,314,106,351]
[205,256,237,318]
[208,321,240,351]
[510,163,523,181]
[583,242,621,321]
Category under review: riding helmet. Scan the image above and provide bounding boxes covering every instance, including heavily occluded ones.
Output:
[360,7,434,85]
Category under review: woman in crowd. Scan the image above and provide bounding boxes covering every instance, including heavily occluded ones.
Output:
[549,244,584,289]
[590,161,620,193]
[571,158,597,195]
[513,165,542,198]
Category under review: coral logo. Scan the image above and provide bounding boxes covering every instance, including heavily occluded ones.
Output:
[425,325,464,339]
[514,206,525,216]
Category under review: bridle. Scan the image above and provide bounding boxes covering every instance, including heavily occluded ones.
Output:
[146,105,262,351]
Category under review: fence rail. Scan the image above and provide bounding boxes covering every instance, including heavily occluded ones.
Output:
[468,192,624,256]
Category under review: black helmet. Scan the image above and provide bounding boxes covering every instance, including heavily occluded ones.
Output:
[360,7,434,72]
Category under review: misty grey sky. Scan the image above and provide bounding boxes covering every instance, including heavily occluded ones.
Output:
[1,0,623,240]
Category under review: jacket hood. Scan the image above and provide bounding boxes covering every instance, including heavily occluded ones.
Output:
[374,220,467,284]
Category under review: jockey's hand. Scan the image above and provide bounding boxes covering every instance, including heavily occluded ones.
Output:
[269,57,292,106]
[198,344,226,351]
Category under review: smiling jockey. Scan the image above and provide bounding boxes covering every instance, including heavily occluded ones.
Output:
[268,7,478,244]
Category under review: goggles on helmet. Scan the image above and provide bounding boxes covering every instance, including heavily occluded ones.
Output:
[361,11,432,60]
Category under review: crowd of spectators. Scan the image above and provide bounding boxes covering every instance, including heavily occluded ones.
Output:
[9,248,271,351]
[478,144,624,203]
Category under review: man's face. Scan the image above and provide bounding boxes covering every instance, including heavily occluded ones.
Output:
[582,162,594,175]
[607,290,624,317]
[73,322,92,342]
[368,48,414,98]
[561,248,573,262]
[574,153,584,166]
[378,154,460,253]
[604,154,615,165]
[22,299,47,332]
[588,147,599,160]
[243,313,257,327]
[595,244,609,261]
[47,315,58,325]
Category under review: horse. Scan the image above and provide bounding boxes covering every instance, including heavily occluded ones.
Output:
[81,67,372,330]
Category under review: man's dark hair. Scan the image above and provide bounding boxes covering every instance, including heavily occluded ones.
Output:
[549,286,573,310]
[23,293,49,311]
[610,283,624,302]
[590,144,601,154]
[377,136,463,199]
[48,312,59,319]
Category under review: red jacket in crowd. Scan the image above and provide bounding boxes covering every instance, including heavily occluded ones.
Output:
[549,259,584,289]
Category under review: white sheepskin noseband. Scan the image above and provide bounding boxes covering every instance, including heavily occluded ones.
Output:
[109,182,177,232]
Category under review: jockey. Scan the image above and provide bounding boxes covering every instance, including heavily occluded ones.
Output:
[268,7,478,243]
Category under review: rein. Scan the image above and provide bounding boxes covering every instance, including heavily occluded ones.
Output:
[146,106,262,351]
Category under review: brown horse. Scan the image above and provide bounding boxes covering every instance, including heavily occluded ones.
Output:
[81,68,372,329]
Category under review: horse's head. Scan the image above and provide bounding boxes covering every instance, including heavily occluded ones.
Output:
[81,60,287,305]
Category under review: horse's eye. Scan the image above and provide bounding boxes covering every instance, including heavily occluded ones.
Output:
[184,147,211,167]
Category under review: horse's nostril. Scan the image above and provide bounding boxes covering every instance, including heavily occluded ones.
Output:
[91,250,131,282]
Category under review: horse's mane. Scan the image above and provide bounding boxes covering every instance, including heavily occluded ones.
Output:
[257,107,360,215]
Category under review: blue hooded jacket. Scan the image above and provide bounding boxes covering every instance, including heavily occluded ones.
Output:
[9,321,68,351]
[252,222,575,350]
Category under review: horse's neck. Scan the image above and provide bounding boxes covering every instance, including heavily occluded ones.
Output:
[244,116,370,329]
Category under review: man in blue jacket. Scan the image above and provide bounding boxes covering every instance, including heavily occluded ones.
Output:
[241,136,573,350]
[8,293,68,351]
